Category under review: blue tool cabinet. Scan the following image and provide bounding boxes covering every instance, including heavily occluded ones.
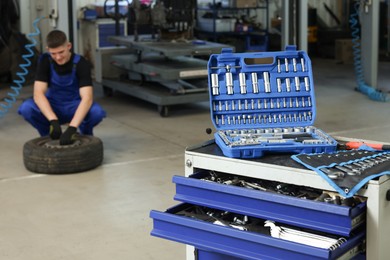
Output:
[81,18,127,49]
[97,22,126,48]
[150,140,372,259]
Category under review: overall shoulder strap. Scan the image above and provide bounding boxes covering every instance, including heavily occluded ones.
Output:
[73,54,81,64]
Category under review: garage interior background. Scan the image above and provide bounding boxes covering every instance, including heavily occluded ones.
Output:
[1,0,390,260]
[16,0,375,54]
[2,0,388,93]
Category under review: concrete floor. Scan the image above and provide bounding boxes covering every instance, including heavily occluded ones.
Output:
[0,58,389,260]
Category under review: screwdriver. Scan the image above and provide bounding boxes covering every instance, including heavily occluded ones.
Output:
[338,141,390,151]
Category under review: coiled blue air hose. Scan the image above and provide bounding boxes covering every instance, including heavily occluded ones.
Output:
[0,16,46,118]
[349,1,389,102]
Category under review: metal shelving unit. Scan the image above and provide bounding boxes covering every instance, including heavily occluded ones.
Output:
[196,0,269,51]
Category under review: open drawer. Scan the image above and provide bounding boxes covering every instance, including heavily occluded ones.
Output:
[194,248,366,260]
[150,203,365,260]
[173,171,366,236]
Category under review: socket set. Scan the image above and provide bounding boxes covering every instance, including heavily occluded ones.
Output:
[207,46,337,158]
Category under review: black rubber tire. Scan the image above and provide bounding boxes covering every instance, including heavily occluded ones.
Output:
[23,135,103,174]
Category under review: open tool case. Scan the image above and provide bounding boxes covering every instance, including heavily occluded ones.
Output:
[208,46,337,158]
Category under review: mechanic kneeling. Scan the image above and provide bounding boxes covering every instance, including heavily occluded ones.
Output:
[18,30,106,145]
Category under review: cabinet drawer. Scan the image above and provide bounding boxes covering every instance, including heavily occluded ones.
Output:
[173,171,366,236]
[150,203,365,260]
[195,248,366,260]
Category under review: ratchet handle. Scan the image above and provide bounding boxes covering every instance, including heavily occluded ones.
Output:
[342,142,390,151]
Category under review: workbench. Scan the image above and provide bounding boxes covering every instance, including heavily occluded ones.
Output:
[99,36,232,116]
[179,140,389,259]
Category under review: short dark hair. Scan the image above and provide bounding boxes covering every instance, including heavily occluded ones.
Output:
[46,30,67,48]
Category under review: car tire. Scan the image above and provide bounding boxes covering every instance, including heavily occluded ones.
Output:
[23,135,103,174]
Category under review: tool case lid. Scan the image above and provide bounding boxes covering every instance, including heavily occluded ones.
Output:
[207,45,316,130]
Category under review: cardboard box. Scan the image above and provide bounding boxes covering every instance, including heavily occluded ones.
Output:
[335,39,354,64]
[234,0,257,8]
[271,18,282,30]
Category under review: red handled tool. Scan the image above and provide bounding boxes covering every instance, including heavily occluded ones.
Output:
[338,141,390,151]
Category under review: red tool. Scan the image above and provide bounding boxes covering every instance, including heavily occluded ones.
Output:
[338,141,390,150]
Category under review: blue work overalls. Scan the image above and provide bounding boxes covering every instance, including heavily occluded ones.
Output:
[18,54,106,136]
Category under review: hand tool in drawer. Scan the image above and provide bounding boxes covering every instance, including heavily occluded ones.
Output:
[175,204,357,251]
[207,45,337,158]
[264,220,347,250]
[199,170,365,205]
[151,203,366,259]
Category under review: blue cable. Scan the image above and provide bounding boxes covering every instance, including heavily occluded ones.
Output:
[0,16,46,118]
[349,1,389,102]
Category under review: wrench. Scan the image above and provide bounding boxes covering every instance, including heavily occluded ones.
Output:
[335,165,357,176]
[320,168,345,179]
[342,164,362,175]
[264,221,345,250]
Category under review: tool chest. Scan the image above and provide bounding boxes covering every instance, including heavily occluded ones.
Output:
[149,139,390,259]
[172,171,366,236]
[148,47,388,259]
[207,46,337,158]
[150,170,367,259]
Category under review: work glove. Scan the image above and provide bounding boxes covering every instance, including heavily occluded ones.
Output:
[59,126,77,145]
[49,120,62,140]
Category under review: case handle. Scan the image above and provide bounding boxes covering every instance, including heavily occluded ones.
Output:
[285,45,297,51]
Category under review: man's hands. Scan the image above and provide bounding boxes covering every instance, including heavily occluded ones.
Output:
[60,126,77,145]
[49,120,62,140]
[49,121,77,145]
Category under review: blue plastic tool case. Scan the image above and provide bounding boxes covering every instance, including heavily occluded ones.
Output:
[207,46,337,158]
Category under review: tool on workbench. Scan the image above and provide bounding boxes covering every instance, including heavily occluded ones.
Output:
[207,46,337,158]
[292,150,390,197]
[264,220,347,250]
[337,141,390,151]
